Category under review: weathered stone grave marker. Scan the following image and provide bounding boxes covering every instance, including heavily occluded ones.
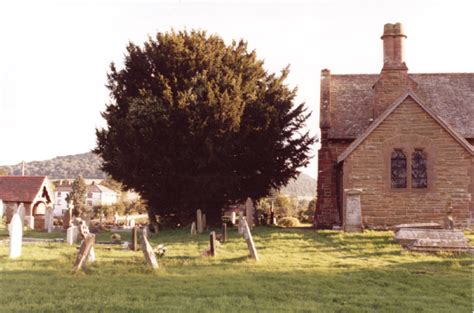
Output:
[196,209,203,234]
[9,206,23,259]
[72,234,96,273]
[141,227,159,269]
[238,212,245,235]
[344,189,363,232]
[241,217,259,261]
[131,225,139,251]
[67,225,79,245]
[230,212,236,225]
[190,221,197,235]
[209,231,217,257]
[222,223,227,243]
[245,198,254,228]
[395,228,472,252]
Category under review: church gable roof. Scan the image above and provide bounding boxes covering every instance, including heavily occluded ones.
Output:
[337,91,474,163]
[327,73,474,139]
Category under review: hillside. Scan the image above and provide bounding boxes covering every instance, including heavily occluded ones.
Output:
[0,152,106,179]
[280,172,317,198]
[0,152,316,197]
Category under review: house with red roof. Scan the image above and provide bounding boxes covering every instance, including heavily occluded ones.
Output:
[0,176,54,230]
[315,23,473,230]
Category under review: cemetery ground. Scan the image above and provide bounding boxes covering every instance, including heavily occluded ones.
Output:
[0,225,472,313]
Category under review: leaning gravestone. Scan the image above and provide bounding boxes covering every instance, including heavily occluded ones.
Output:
[196,209,203,234]
[344,189,363,232]
[67,226,79,245]
[241,217,259,261]
[141,227,158,269]
[245,198,254,228]
[72,234,96,273]
[9,208,23,259]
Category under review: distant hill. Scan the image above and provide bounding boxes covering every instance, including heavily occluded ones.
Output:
[0,152,317,197]
[0,152,106,179]
[280,173,317,198]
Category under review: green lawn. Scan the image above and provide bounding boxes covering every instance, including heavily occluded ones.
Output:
[0,226,472,313]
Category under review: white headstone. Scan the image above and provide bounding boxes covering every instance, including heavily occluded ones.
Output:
[18,203,25,228]
[0,199,3,218]
[67,226,79,245]
[230,212,236,224]
[9,210,23,259]
[88,246,96,263]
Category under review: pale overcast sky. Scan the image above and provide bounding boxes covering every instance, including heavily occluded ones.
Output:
[0,0,473,178]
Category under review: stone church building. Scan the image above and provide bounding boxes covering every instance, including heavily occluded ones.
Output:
[315,23,473,229]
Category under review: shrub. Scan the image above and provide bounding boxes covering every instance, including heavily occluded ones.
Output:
[278,217,300,227]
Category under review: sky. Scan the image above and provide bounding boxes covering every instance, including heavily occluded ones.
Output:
[0,0,473,178]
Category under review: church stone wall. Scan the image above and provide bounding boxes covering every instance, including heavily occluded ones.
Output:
[343,97,473,228]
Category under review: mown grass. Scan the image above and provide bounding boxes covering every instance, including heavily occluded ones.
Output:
[0,226,472,313]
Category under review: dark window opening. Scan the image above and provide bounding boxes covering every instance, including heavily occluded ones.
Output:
[412,149,427,188]
[391,149,407,188]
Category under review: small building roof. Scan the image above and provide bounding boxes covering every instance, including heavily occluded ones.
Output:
[0,176,48,202]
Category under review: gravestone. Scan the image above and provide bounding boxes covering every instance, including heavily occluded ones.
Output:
[190,222,197,235]
[209,231,216,257]
[344,189,363,232]
[0,199,3,218]
[238,212,245,235]
[44,207,54,233]
[131,226,139,251]
[196,209,203,234]
[67,226,79,245]
[269,201,275,225]
[222,223,227,243]
[241,217,259,261]
[72,234,96,273]
[395,228,472,252]
[9,208,23,259]
[202,214,207,231]
[140,228,158,269]
[230,212,236,225]
[245,198,254,228]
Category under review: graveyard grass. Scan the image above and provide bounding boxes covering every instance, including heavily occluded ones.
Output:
[0,226,472,313]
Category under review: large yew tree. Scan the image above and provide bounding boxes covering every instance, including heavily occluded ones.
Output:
[95,30,315,226]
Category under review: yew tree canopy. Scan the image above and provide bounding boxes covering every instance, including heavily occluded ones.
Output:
[95,30,315,221]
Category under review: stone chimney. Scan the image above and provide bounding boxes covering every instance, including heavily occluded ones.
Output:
[381,23,407,70]
[373,22,417,117]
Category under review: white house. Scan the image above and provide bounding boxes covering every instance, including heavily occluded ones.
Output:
[54,183,118,215]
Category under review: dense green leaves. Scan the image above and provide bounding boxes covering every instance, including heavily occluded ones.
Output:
[95,30,315,224]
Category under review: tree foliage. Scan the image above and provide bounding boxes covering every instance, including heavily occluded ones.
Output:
[70,176,87,217]
[95,30,315,224]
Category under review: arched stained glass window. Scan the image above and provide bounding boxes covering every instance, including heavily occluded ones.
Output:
[412,149,427,188]
[391,149,407,188]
